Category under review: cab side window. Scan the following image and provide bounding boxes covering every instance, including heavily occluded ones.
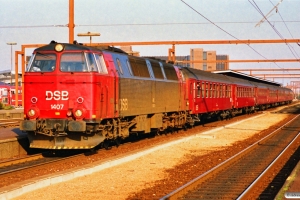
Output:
[86,53,97,72]
[95,54,108,74]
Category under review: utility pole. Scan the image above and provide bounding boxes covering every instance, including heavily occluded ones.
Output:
[6,42,17,86]
[69,0,75,43]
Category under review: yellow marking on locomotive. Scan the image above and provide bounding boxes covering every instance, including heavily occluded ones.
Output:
[92,114,96,119]
[55,112,60,116]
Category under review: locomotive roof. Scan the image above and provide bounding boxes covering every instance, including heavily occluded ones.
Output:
[35,41,127,54]
[35,42,97,51]
[214,70,281,87]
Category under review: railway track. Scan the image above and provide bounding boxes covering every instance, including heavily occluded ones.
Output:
[0,151,84,182]
[161,114,300,200]
[0,119,21,128]
[0,104,298,199]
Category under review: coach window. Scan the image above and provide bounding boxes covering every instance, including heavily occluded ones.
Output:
[116,58,123,74]
[202,82,205,98]
[197,82,201,98]
[210,83,213,98]
[206,82,209,98]
[95,54,108,74]
[226,85,229,97]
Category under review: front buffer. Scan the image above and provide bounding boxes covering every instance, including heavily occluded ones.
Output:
[21,119,105,149]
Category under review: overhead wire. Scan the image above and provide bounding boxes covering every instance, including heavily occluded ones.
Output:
[268,0,300,58]
[180,0,275,64]
[0,25,68,28]
[1,21,300,29]
[249,0,299,68]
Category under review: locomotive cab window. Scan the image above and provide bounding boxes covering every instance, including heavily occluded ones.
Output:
[60,53,87,72]
[86,53,98,72]
[27,53,56,72]
[95,54,108,74]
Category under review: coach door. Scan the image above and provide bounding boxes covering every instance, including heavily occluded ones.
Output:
[231,84,237,108]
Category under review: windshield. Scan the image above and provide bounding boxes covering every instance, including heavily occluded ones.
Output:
[60,52,88,72]
[27,52,56,72]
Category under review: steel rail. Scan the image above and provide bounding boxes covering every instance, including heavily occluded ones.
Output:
[0,154,44,168]
[0,153,82,176]
[237,131,300,200]
[160,114,299,200]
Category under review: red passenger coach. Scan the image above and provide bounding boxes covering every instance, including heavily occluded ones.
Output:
[0,83,22,107]
[181,68,233,121]
[10,86,22,107]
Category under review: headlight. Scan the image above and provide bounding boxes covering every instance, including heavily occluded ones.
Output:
[74,109,83,117]
[28,109,36,117]
[54,43,64,52]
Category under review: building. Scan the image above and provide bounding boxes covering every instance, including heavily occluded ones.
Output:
[121,45,230,71]
[0,70,22,86]
[190,48,229,71]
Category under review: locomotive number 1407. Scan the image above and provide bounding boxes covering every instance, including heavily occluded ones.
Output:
[51,104,64,110]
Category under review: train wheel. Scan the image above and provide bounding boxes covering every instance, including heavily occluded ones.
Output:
[102,140,111,150]
[115,137,121,147]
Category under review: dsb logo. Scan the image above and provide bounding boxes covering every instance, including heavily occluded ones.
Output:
[46,91,69,100]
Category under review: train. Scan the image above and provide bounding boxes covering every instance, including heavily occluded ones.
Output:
[0,82,22,108]
[20,41,294,149]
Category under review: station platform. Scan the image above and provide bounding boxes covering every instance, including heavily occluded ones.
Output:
[276,161,300,199]
[0,108,23,120]
[0,108,29,160]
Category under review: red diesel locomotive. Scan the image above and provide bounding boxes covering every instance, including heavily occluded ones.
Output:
[20,41,294,149]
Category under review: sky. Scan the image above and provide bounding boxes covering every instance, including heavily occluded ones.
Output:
[0,0,300,85]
